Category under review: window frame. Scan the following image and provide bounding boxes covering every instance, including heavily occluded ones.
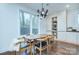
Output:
[19,10,40,35]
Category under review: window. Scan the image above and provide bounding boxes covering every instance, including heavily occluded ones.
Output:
[32,15,39,35]
[20,10,39,35]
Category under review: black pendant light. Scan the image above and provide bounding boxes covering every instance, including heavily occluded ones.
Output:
[37,3,48,18]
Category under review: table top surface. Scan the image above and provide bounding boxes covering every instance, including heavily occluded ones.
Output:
[16,34,53,45]
[26,34,48,39]
[18,34,53,40]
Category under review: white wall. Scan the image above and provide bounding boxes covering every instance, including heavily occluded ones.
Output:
[67,8,79,31]
[0,4,19,52]
[0,4,37,52]
[39,18,48,34]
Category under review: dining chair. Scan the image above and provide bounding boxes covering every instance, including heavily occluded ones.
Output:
[15,37,30,55]
[47,35,55,54]
[35,36,49,55]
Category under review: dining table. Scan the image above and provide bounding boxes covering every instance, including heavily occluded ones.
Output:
[17,34,53,55]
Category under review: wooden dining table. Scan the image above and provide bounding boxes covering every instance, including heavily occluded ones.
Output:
[18,34,53,55]
[25,34,50,54]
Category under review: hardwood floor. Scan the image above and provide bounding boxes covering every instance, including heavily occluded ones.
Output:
[0,40,79,55]
[0,51,16,55]
[48,41,79,55]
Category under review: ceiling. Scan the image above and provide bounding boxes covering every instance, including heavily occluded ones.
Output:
[18,3,79,15]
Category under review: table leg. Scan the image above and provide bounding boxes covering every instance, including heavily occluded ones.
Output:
[19,42,21,55]
[30,43,32,55]
[47,40,49,55]
[40,41,42,55]
[32,43,35,55]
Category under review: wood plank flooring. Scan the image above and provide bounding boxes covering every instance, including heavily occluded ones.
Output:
[0,40,79,55]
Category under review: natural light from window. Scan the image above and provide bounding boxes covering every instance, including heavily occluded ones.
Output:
[20,10,39,35]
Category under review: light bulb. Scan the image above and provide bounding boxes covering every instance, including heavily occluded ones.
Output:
[42,11,45,14]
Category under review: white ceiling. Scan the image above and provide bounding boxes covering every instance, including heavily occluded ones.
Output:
[18,3,79,15]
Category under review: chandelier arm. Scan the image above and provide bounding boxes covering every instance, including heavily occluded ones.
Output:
[37,3,48,18]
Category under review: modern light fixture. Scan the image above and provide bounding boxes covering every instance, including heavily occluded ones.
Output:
[37,3,48,18]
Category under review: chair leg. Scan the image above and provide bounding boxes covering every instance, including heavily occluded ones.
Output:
[40,50,41,55]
